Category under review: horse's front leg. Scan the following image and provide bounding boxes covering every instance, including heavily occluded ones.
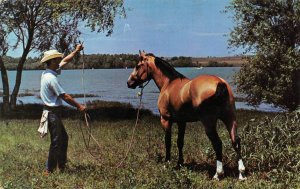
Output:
[161,116,172,162]
[177,122,186,167]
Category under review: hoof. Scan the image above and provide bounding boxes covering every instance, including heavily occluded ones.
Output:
[239,172,247,181]
[213,172,223,181]
[216,160,224,175]
[213,173,219,181]
[216,168,224,176]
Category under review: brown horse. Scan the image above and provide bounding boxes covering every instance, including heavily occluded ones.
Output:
[127,51,246,180]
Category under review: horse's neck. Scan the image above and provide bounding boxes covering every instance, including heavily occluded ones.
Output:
[151,69,170,91]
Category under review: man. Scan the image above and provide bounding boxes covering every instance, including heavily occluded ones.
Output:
[40,44,86,174]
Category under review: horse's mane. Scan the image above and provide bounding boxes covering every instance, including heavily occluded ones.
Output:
[146,53,186,80]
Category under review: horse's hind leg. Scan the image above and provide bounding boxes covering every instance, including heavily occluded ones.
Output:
[177,122,186,167]
[201,117,224,180]
[220,111,247,180]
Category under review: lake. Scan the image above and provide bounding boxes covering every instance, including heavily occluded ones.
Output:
[0,67,283,114]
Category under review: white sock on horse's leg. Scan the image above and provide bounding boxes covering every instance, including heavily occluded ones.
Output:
[213,160,224,180]
[216,160,224,174]
[238,159,247,180]
[238,159,245,172]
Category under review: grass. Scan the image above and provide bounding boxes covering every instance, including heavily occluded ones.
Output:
[0,101,299,188]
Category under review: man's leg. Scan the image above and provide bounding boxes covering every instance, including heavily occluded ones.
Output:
[46,112,62,172]
[58,124,68,170]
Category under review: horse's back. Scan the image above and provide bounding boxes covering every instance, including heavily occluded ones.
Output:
[189,75,228,105]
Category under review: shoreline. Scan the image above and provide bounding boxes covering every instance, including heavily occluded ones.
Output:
[2,65,242,71]
[8,93,286,113]
[0,100,282,120]
[2,55,245,70]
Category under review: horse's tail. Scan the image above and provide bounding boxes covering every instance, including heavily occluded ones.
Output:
[214,82,229,105]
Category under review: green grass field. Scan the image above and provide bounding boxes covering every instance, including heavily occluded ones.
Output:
[0,102,299,188]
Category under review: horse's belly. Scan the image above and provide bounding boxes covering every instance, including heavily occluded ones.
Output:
[173,114,198,122]
[170,105,199,122]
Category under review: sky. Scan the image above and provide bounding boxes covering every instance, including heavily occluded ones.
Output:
[8,0,241,58]
[81,0,239,57]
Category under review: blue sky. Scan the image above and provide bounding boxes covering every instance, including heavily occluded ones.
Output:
[81,0,238,57]
[9,0,240,57]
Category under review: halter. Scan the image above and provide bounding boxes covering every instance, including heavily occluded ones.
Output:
[138,58,151,90]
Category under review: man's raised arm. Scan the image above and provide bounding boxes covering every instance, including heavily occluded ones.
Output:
[59,44,83,68]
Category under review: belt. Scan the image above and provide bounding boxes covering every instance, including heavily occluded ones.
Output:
[43,106,62,114]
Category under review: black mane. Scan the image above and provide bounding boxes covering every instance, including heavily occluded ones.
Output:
[146,53,186,80]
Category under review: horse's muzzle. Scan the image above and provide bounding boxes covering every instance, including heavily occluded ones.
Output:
[127,80,137,89]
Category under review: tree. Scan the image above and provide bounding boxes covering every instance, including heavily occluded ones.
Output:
[0,0,125,113]
[0,23,10,114]
[227,0,300,111]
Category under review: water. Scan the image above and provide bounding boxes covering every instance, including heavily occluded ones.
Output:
[0,67,283,114]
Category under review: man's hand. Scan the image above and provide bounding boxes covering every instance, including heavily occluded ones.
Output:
[75,44,84,52]
[77,104,86,112]
[61,93,87,112]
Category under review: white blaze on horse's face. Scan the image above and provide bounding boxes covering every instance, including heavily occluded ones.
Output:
[127,58,150,89]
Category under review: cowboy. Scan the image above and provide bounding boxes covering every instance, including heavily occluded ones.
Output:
[40,44,86,174]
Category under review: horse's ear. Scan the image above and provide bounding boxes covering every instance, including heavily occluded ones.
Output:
[139,50,146,59]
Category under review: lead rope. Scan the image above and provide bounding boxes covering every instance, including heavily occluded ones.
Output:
[81,47,91,147]
[79,47,150,168]
[79,44,111,163]
[114,83,148,168]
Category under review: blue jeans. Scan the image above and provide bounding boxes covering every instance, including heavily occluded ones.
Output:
[46,109,68,172]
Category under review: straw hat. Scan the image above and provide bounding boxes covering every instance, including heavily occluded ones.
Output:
[41,50,63,63]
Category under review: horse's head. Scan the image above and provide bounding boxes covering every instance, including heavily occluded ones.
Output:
[127,50,153,89]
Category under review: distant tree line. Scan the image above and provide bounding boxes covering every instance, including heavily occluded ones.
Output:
[2,54,239,70]
[2,54,196,70]
[206,61,233,67]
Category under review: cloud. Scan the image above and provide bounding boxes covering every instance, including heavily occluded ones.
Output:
[123,24,131,33]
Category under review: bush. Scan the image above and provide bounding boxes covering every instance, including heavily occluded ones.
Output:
[241,113,300,186]
[206,61,233,67]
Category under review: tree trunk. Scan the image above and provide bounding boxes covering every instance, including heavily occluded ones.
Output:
[10,35,33,110]
[0,56,10,115]
[295,69,300,112]
[10,53,29,110]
